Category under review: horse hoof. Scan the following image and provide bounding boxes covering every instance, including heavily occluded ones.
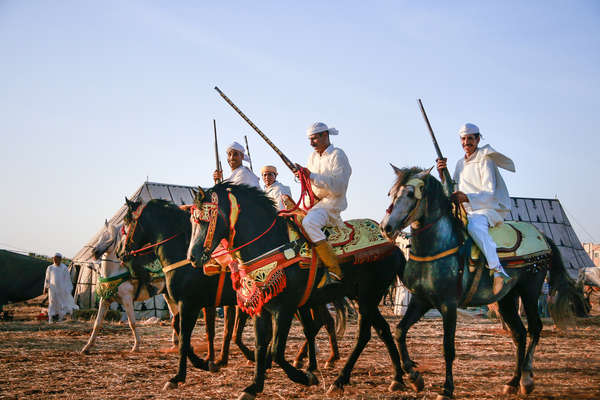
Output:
[208,361,219,372]
[326,383,343,397]
[237,392,256,400]
[130,346,140,352]
[502,385,518,394]
[293,360,303,369]
[324,361,336,370]
[388,380,405,392]
[408,372,424,392]
[162,381,177,391]
[436,395,453,400]
[80,348,89,355]
[520,371,535,395]
[306,371,319,386]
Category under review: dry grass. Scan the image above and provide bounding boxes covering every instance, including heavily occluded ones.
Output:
[1,295,599,400]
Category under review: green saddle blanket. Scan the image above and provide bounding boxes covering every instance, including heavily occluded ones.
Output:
[470,221,551,265]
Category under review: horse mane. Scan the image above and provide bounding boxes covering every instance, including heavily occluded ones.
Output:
[211,182,278,219]
[124,198,187,224]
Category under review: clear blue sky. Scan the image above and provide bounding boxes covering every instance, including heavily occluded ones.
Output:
[1,1,599,258]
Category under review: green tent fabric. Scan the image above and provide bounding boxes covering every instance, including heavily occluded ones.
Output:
[0,250,50,311]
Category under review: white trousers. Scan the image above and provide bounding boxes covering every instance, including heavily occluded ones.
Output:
[302,207,329,243]
[467,214,502,271]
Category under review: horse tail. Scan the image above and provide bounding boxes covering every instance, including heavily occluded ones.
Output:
[547,238,588,328]
[332,297,347,339]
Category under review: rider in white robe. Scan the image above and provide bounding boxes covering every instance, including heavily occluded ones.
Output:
[296,122,352,288]
[261,165,292,211]
[438,123,515,295]
[43,253,79,322]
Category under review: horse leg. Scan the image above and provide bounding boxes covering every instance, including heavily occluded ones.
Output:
[497,291,527,395]
[518,283,544,395]
[216,305,235,367]
[233,307,255,362]
[328,311,372,395]
[371,306,405,392]
[320,304,340,369]
[293,338,309,369]
[296,307,319,375]
[120,293,141,352]
[165,300,207,390]
[238,312,271,400]
[80,297,110,354]
[437,303,457,400]
[164,294,179,348]
[270,308,317,386]
[396,296,430,392]
[203,306,218,372]
[293,309,320,369]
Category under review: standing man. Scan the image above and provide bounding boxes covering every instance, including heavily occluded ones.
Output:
[437,123,515,295]
[261,165,292,210]
[295,122,352,289]
[43,252,79,323]
[213,141,260,187]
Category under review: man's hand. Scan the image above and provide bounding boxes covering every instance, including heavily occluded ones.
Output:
[436,158,447,180]
[450,191,469,204]
[213,170,223,184]
[294,164,304,180]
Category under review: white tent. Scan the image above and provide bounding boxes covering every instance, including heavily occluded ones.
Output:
[72,181,198,319]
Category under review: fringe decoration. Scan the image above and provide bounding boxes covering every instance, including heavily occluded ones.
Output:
[237,268,287,316]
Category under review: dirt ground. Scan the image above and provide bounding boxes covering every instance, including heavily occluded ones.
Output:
[1,295,599,400]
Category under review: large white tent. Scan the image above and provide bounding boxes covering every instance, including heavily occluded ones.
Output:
[72,181,197,319]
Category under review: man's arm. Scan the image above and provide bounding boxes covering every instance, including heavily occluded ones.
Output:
[308,150,351,195]
[463,158,498,210]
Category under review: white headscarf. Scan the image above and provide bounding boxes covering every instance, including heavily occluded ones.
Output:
[459,123,482,138]
[226,141,250,162]
[306,122,339,137]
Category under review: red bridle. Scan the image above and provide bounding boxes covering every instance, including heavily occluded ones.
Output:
[123,202,180,257]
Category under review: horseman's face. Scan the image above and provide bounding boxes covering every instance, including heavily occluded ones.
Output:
[309,131,330,154]
[461,134,480,157]
[262,171,276,187]
[227,150,243,170]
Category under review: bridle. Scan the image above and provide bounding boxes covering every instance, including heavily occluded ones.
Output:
[386,178,425,233]
[122,202,181,257]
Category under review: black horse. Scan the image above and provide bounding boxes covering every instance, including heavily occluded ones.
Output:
[117,198,344,389]
[380,166,585,399]
[187,183,407,400]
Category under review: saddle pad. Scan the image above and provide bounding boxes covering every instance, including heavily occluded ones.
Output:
[470,221,550,262]
[298,219,391,260]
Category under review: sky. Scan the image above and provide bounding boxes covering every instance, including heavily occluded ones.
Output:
[1,1,599,258]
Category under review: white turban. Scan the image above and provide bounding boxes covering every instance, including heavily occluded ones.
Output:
[226,141,250,161]
[458,123,480,137]
[306,122,339,137]
[54,252,62,258]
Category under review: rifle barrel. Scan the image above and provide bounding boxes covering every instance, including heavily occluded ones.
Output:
[213,119,222,183]
[417,99,444,160]
[214,86,297,172]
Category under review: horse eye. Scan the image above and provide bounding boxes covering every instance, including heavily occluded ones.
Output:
[407,191,415,199]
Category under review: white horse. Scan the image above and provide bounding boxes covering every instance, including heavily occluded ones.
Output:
[81,221,178,353]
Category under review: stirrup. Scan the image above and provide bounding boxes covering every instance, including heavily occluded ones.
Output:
[317,271,342,289]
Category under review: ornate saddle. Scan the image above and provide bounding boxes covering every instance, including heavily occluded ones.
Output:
[469,221,551,269]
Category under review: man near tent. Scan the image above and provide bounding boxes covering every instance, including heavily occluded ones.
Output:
[43,252,79,323]
[261,165,293,210]
[295,122,352,289]
[213,141,260,187]
[437,123,515,295]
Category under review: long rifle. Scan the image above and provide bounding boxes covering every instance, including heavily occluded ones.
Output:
[244,135,254,172]
[213,119,223,183]
[417,99,455,191]
[214,86,297,173]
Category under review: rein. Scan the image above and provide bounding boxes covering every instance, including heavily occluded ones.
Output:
[124,202,183,257]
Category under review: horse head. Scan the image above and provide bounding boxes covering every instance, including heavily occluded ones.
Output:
[380,165,440,239]
[187,186,230,267]
[92,219,123,259]
[115,197,145,260]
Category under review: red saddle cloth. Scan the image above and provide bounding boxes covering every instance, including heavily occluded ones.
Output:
[235,217,395,316]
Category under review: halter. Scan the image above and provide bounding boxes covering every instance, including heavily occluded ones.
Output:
[123,202,181,257]
[386,178,425,230]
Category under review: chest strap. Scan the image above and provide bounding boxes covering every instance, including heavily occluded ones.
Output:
[409,246,459,262]
[163,259,191,274]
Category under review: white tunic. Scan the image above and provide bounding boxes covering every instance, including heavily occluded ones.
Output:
[225,165,260,188]
[44,263,79,318]
[453,144,515,227]
[304,144,352,227]
[265,181,292,211]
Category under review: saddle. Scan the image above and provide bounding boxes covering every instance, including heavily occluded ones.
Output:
[468,221,551,269]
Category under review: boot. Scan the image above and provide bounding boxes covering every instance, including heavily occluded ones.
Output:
[492,268,513,296]
[314,240,343,289]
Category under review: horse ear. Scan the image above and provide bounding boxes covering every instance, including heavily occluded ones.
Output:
[194,186,206,203]
[390,163,402,175]
[104,219,108,227]
[425,166,434,175]
[125,196,133,208]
